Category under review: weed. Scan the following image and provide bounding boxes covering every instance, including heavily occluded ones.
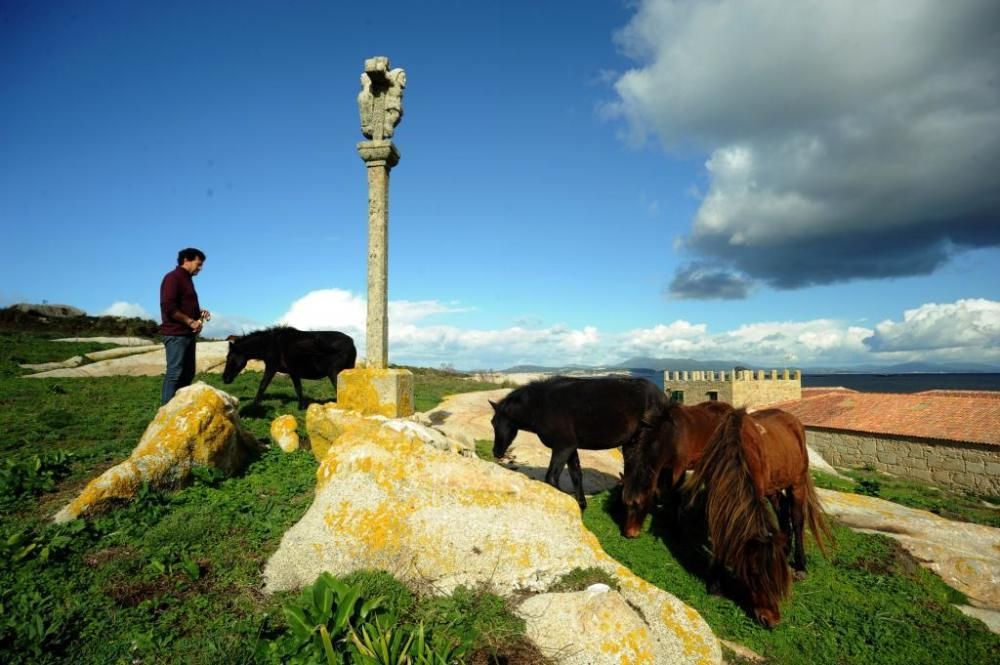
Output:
[548,567,619,593]
[474,439,495,461]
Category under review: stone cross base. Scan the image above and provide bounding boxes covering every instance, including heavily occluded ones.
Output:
[336,368,414,418]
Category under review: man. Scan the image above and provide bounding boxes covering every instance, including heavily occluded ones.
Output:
[160,247,211,404]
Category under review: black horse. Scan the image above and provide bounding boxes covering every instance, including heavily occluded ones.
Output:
[490,375,667,510]
[222,326,356,409]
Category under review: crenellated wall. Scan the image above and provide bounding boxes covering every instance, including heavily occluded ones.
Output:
[663,369,802,409]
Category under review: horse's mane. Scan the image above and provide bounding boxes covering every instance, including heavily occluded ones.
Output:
[683,408,791,608]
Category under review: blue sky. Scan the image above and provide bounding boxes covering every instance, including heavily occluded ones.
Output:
[3,0,998,370]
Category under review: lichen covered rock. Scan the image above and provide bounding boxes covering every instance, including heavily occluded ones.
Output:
[270,414,300,453]
[54,383,260,522]
[263,408,720,665]
[519,584,656,665]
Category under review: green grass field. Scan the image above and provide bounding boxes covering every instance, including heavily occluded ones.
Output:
[1,332,998,664]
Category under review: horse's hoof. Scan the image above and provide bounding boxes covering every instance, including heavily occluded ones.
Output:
[793,570,807,581]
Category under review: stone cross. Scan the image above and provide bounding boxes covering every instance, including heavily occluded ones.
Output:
[357,56,405,368]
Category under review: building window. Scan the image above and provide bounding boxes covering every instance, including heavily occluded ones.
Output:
[671,390,684,404]
[707,391,719,401]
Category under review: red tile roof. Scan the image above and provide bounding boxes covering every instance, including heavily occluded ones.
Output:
[771,390,1000,447]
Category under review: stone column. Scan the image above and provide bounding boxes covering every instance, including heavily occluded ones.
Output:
[336,56,414,418]
[357,140,399,368]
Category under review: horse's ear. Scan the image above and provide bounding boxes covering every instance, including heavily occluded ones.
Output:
[488,400,498,412]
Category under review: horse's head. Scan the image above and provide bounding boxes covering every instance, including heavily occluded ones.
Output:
[222,338,249,384]
[489,399,517,459]
[620,407,674,538]
[745,529,791,629]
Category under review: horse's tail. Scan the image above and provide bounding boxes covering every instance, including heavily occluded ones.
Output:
[803,468,834,557]
[683,409,791,605]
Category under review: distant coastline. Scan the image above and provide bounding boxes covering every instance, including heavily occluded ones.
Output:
[638,370,1000,393]
[476,369,1000,394]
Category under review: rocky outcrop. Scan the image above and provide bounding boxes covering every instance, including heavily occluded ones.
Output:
[24,341,264,378]
[54,383,260,522]
[819,489,1000,629]
[12,303,87,318]
[306,403,473,462]
[519,584,667,665]
[263,408,720,665]
[19,356,84,371]
[55,336,155,346]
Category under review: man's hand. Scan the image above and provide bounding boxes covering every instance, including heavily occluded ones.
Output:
[190,319,203,333]
[200,310,212,322]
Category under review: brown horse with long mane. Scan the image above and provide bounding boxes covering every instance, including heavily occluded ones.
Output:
[682,408,832,627]
[620,399,733,538]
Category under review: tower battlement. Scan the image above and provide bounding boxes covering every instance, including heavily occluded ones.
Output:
[663,368,802,409]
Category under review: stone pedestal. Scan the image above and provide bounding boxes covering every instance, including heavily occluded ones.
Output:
[337,367,414,418]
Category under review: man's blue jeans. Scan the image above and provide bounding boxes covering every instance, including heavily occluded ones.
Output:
[161,335,196,404]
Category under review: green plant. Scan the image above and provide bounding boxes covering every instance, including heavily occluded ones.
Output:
[548,566,619,593]
[855,478,882,497]
[474,439,495,461]
[0,451,73,510]
[273,572,387,664]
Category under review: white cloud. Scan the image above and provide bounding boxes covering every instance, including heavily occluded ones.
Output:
[864,298,1000,353]
[262,290,999,369]
[610,0,1000,289]
[276,289,367,341]
[202,313,267,340]
[101,301,152,319]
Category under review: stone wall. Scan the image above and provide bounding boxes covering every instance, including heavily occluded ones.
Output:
[806,428,1000,494]
[663,369,801,409]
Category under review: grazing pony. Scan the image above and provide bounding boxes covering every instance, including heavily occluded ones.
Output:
[222,326,356,409]
[619,399,733,538]
[682,408,832,628]
[490,376,666,510]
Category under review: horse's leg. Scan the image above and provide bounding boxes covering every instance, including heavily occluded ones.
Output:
[253,368,277,406]
[566,450,587,510]
[706,558,724,596]
[777,490,793,558]
[789,484,808,579]
[291,375,307,410]
[544,444,579,507]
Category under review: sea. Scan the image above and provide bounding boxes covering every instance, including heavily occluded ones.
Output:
[632,369,1000,394]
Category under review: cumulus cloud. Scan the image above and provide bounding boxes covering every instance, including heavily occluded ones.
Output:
[100,301,153,319]
[610,0,1000,291]
[667,263,753,299]
[264,290,998,368]
[202,313,268,340]
[864,298,1000,352]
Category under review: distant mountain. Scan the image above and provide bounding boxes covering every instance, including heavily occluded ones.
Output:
[500,357,1000,375]
[803,361,1000,374]
[613,357,752,372]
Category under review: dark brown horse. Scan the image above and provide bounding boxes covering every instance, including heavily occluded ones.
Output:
[490,376,666,510]
[682,408,832,628]
[222,326,356,409]
[620,399,733,538]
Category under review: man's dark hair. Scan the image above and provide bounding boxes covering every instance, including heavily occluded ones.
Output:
[177,248,206,265]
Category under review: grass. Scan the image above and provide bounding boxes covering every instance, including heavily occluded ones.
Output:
[2,332,998,664]
[0,333,529,664]
[583,488,999,665]
[812,468,1000,528]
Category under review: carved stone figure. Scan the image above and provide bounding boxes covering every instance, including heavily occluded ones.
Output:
[358,56,406,140]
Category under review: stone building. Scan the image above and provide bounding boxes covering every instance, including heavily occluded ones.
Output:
[775,388,1000,495]
[662,368,802,409]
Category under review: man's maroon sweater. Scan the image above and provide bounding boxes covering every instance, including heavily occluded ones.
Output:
[159,266,201,336]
